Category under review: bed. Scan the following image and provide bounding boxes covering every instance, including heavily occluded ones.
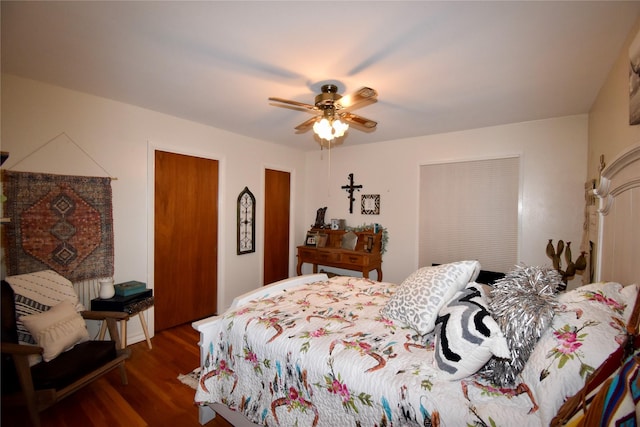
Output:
[193,144,640,426]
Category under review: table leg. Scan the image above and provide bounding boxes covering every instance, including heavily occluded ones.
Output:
[98,320,107,340]
[120,319,127,349]
[138,311,153,349]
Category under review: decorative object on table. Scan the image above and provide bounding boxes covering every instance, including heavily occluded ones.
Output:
[341,173,363,213]
[340,231,358,250]
[305,232,318,246]
[313,206,328,228]
[350,223,389,254]
[361,194,380,215]
[330,218,346,230]
[114,280,147,297]
[98,278,116,299]
[545,239,587,290]
[316,233,328,248]
[364,235,375,252]
[2,170,114,281]
[237,186,256,255]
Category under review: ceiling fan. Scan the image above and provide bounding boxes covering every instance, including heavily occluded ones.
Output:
[268,84,378,143]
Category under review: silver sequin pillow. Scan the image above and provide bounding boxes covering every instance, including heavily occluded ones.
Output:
[480,264,561,386]
[381,260,481,335]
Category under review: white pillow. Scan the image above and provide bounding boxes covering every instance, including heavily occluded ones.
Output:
[6,270,85,345]
[20,300,90,362]
[380,260,481,335]
[434,283,509,380]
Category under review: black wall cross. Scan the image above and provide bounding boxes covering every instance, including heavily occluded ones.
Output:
[341,173,363,214]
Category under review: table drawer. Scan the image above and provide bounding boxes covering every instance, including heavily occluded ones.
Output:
[316,250,341,263]
[343,253,365,265]
[298,248,318,261]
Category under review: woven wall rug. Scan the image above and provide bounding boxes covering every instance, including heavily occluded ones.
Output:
[2,171,114,282]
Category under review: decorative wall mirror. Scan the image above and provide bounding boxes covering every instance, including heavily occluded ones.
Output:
[237,186,256,255]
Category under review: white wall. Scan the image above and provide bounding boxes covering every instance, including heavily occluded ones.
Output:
[589,18,640,181]
[586,19,640,284]
[303,115,588,288]
[1,74,591,345]
[1,74,307,344]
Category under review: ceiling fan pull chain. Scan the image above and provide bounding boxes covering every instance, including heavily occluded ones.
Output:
[327,142,332,197]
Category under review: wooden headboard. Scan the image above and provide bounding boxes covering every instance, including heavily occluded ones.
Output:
[593,143,640,285]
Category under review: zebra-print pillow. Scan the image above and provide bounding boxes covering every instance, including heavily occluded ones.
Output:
[434,283,509,380]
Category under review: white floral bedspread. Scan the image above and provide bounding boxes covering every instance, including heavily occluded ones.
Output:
[195,276,637,426]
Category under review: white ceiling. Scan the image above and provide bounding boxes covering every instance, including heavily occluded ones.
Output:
[2,1,639,151]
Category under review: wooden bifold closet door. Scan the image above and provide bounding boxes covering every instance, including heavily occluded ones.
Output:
[154,150,218,331]
[263,169,290,285]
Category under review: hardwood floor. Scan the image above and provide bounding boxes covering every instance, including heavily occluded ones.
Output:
[2,323,233,427]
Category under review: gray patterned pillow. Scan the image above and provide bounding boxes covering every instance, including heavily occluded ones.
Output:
[380,260,481,335]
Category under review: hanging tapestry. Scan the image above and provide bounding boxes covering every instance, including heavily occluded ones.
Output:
[2,171,114,281]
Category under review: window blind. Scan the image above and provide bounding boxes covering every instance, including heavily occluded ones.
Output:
[419,157,519,273]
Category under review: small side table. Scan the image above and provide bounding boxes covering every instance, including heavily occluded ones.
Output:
[93,295,154,349]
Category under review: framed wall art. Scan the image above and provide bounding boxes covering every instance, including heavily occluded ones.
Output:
[237,186,256,254]
[361,194,380,215]
[630,28,640,125]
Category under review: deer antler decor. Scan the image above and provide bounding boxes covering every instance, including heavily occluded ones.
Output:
[545,239,587,291]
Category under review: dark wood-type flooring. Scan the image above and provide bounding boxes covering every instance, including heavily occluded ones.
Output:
[2,323,233,427]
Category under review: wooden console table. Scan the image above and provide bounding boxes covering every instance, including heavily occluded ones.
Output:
[296,228,383,280]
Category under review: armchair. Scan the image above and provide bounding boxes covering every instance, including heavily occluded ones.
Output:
[1,274,130,427]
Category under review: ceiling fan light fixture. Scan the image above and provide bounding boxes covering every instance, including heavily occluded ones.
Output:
[268,84,377,144]
[332,118,348,137]
[313,117,348,141]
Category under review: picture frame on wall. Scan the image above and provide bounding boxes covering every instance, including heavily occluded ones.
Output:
[237,187,256,255]
[630,28,640,125]
[361,194,380,215]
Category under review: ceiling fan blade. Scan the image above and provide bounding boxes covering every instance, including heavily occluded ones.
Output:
[335,87,378,111]
[294,116,318,133]
[268,97,317,111]
[340,112,377,130]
